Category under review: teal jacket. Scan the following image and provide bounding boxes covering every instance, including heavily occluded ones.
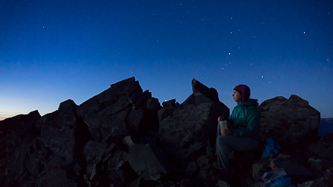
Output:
[228,99,261,140]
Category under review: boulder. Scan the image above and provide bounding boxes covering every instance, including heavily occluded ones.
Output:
[184,79,228,110]
[185,161,198,177]
[33,99,83,186]
[0,111,41,186]
[83,140,107,180]
[37,99,78,165]
[190,78,230,150]
[159,79,229,168]
[158,99,179,121]
[104,148,136,187]
[307,158,333,172]
[308,133,333,160]
[76,77,138,142]
[128,143,168,180]
[0,110,40,153]
[259,95,320,148]
[159,102,213,166]
[1,77,331,187]
[76,77,160,142]
[37,169,77,187]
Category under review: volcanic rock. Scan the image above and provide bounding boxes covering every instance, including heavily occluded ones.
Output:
[0,111,41,187]
[308,133,333,159]
[158,79,229,167]
[259,95,320,148]
[0,77,332,187]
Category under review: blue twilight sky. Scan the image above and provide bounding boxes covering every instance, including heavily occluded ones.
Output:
[0,0,332,120]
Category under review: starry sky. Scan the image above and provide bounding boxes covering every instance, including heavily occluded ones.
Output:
[1,0,332,120]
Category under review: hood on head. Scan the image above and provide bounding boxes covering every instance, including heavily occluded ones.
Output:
[233,84,251,102]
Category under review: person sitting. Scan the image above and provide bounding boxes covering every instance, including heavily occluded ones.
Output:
[216,84,261,175]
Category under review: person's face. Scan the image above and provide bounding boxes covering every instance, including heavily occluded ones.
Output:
[232,90,242,103]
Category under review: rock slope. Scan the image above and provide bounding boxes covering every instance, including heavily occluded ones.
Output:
[0,77,332,187]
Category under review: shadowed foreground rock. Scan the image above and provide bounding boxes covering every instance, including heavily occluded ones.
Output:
[0,77,332,187]
[259,95,321,149]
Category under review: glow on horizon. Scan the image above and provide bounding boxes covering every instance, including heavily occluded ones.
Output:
[1,79,332,121]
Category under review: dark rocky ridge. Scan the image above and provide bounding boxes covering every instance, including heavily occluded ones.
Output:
[0,77,332,187]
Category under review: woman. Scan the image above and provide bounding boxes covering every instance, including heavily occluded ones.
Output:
[216,84,261,174]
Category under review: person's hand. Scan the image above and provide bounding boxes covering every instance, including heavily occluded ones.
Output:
[217,116,224,122]
[221,129,232,136]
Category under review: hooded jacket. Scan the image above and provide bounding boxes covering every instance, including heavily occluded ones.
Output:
[228,98,261,140]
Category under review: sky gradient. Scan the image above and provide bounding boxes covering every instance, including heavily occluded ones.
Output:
[1,0,332,120]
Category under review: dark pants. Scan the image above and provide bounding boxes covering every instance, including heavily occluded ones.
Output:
[216,135,259,170]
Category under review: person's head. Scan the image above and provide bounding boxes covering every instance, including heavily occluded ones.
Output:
[232,84,251,103]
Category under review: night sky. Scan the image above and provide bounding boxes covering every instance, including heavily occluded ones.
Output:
[1,0,332,120]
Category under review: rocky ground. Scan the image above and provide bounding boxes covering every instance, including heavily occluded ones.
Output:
[0,77,332,187]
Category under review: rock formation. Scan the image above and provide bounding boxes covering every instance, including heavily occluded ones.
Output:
[0,77,332,187]
[259,95,321,149]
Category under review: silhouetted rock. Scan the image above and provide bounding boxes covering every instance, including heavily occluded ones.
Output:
[76,77,139,142]
[158,79,229,168]
[33,99,83,187]
[0,110,41,187]
[128,143,168,180]
[259,95,320,148]
[307,158,333,173]
[308,133,333,159]
[0,77,332,187]
[158,99,179,121]
[38,99,78,164]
